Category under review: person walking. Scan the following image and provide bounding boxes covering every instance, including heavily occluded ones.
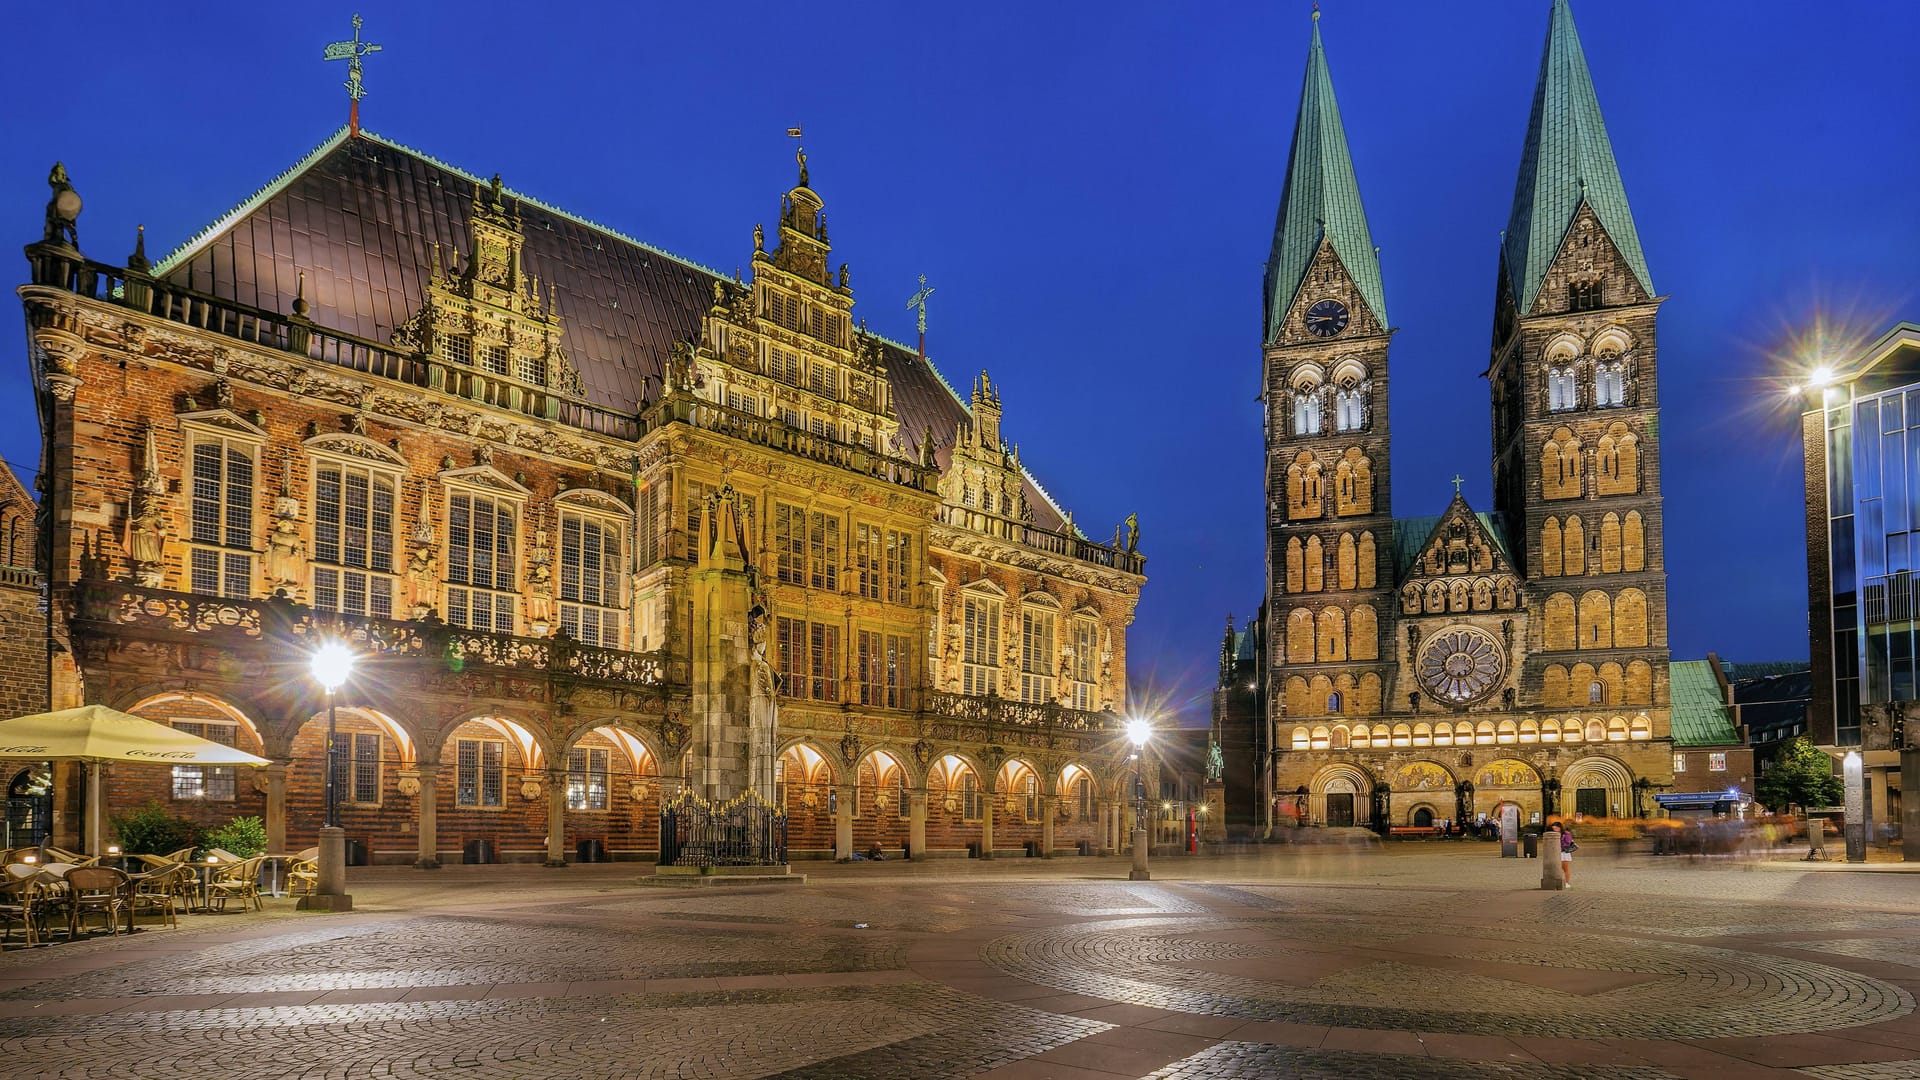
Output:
[1560,822,1576,888]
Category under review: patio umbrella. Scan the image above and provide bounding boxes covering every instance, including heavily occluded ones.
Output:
[0,705,271,854]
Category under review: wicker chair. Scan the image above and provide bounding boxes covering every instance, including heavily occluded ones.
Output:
[286,847,320,896]
[207,856,265,913]
[128,863,187,929]
[0,870,52,946]
[63,866,131,937]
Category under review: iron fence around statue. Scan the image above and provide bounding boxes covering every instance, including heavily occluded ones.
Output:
[659,790,787,867]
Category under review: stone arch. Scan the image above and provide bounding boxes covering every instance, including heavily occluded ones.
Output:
[1542,427,1582,500]
[1615,588,1649,647]
[121,690,274,759]
[1474,758,1540,789]
[1308,762,1374,825]
[1334,448,1373,516]
[1290,725,1309,750]
[1349,605,1378,660]
[1624,511,1646,571]
[1562,754,1634,817]
[1058,761,1101,822]
[1448,579,1470,612]
[1305,535,1325,592]
[1542,517,1562,576]
[996,757,1045,822]
[1597,662,1626,706]
[1290,361,1327,392]
[1401,581,1421,615]
[1329,724,1350,750]
[1356,673,1382,713]
[1284,676,1311,718]
[1563,515,1585,575]
[1542,664,1570,706]
[1544,593,1576,650]
[1285,537,1304,593]
[1599,513,1623,573]
[1578,590,1613,649]
[1287,452,1323,520]
[1308,674,1335,714]
[1392,759,1455,793]
[1472,577,1494,611]
[1286,608,1315,663]
[1520,718,1540,743]
[1317,607,1347,662]
[1357,531,1377,589]
[1543,333,1583,363]
[1596,422,1639,496]
[1625,660,1653,704]
[1337,533,1358,590]
[1424,581,1445,614]
[1591,327,1633,357]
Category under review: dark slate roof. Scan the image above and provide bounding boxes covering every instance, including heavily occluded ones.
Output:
[1722,661,1810,685]
[1502,0,1653,313]
[153,128,1067,531]
[1264,12,1386,341]
[1669,660,1741,748]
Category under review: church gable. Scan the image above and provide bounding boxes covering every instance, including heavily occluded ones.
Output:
[1271,240,1386,350]
[1396,497,1522,618]
[1529,202,1653,317]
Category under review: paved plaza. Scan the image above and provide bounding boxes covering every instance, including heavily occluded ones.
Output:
[1,847,1918,1079]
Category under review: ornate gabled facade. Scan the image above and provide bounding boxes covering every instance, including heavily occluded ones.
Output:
[16,128,1146,864]
[1236,2,1674,837]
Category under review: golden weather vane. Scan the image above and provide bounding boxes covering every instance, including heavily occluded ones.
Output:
[323,13,384,136]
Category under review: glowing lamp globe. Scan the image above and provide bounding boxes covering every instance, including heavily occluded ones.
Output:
[311,643,356,692]
[1125,718,1151,748]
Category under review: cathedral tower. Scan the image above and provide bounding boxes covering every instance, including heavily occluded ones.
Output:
[1264,10,1396,818]
[1490,0,1671,770]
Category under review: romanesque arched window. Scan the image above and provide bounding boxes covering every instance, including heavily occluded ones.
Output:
[1596,423,1639,496]
[1317,607,1347,662]
[1291,726,1309,750]
[1328,696,1345,718]
[1335,449,1373,516]
[1543,593,1576,651]
[1549,367,1578,412]
[1285,677,1310,718]
[1625,660,1653,704]
[1578,590,1613,649]
[1594,361,1625,407]
[1286,608,1315,664]
[1349,605,1378,660]
[1599,662,1626,705]
[1287,453,1322,521]
[1615,589,1649,647]
[1293,390,1322,436]
[1358,673,1382,713]
[1542,664,1570,706]
[1542,428,1582,500]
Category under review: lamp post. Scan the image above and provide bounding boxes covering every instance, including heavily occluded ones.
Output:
[1126,718,1151,881]
[302,643,356,911]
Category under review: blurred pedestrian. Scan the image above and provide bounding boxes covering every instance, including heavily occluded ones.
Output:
[1560,822,1576,887]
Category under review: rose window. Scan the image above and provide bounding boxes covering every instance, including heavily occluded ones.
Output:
[1417,626,1506,704]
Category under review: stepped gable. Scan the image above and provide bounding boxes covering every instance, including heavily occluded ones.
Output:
[153,128,1066,532]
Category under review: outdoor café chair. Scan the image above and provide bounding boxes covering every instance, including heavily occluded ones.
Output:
[40,846,88,864]
[63,866,131,937]
[286,848,319,896]
[0,871,52,946]
[128,863,186,929]
[207,856,265,912]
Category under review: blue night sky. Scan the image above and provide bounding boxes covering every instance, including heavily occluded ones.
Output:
[5,2,1919,726]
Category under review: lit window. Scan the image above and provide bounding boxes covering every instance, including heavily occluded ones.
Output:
[312,462,396,618]
[456,738,504,807]
[446,492,518,633]
[1293,391,1321,436]
[963,596,1001,696]
[1674,752,1686,773]
[1594,361,1625,407]
[1548,368,1578,413]
[188,436,256,599]
[567,747,609,811]
[330,732,381,806]
[559,512,624,647]
[171,721,237,801]
[1709,753,1727,772]
[1020,607,1056,704]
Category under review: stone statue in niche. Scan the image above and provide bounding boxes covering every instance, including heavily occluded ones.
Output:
[126,430,168,587]
[747,603,779,800]
[526,529,554,628]
[265,495,308,598]
[406,520,439,618]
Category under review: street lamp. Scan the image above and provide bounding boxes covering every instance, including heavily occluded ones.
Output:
[1126,718,1151,881]
[302,642,357,911]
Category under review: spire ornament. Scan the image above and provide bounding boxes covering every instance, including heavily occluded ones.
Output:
[323,13,384,137]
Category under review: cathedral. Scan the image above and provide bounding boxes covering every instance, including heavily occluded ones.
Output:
[15,69,1146,862]
[1219,0,1675,836]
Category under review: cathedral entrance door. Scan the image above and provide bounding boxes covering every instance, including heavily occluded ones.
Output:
[1412,807,1433,828]
[1575,788,1608,818]
[1326,792,1355,828]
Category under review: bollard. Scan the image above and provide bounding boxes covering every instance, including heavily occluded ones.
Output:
[1541,843,1564,890]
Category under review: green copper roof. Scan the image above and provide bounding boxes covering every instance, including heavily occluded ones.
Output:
[1265,13,1386,342]
[1502,0,1653,314]
[1391,503,1515,580]
[1670,660,1741,748]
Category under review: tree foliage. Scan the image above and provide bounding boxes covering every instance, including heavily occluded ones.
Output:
[1756,737,1843,814]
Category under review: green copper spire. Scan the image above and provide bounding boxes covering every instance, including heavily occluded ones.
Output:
[1503,0,1653,313]
[1265,10,1385,343]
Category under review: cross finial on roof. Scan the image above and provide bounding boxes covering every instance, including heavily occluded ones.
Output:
[1451,474,1465,495]
[323,13,384,136]
[906,273,935,359]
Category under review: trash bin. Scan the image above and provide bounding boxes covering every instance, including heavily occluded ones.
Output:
[1077,839,1092,856]
[346,838,370,866]
[575,838,607,863]
[1023,840,1039,858]
[966,841,979,859]
[1522,833,1538,859]
[463,838,494,865]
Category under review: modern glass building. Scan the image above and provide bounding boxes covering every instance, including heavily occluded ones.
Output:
[1802,322,1920,846]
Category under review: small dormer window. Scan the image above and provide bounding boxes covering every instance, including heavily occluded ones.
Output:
[480,343,510,377]
[1568,280,1603,312]
[442,334,473,366]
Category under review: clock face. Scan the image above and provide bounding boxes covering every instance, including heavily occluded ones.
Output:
[1304,299,1350,338]
[1418,626,1507,705]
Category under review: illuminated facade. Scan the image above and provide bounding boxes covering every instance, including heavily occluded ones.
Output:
[1249,3,1675,832]
[16,130,1146,862]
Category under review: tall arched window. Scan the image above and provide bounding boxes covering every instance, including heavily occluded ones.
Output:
[559,508,627,646]
[1594,361,1625,407]
[1334,384,1366,432]
[1293,391,1322,436]
[1548,367,1578,412]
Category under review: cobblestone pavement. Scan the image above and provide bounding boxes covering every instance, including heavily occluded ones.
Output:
[0,847,1916,1079]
